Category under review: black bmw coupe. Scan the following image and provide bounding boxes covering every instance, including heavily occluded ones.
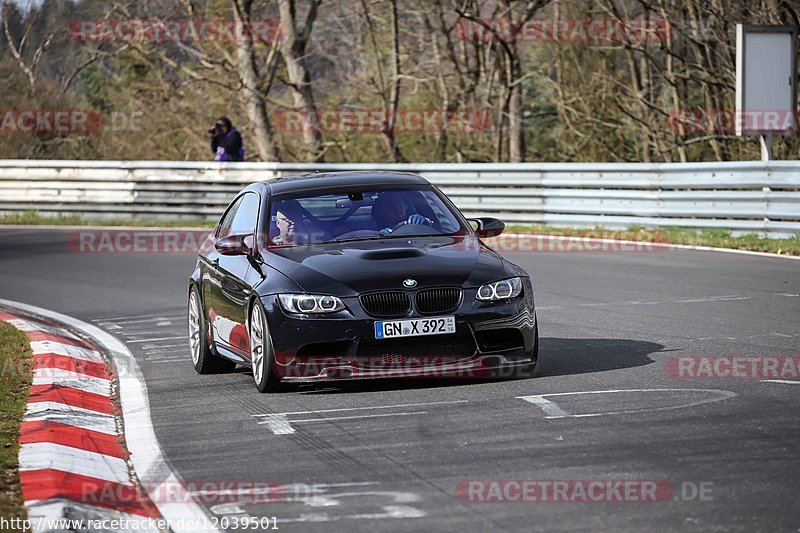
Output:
[188,172,539,392]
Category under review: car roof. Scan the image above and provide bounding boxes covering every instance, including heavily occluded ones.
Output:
[245,171,430,196]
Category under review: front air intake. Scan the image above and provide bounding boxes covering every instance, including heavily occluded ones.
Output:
[360,291,412,318]
[415,288,462,314]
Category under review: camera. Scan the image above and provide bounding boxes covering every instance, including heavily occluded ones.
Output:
[208,125,220,136]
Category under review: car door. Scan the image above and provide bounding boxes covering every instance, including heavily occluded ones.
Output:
[208,192,260,356]
[202,195,241,340]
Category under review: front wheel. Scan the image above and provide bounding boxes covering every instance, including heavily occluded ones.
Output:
[188,286,236,374]
[249,300,283,393]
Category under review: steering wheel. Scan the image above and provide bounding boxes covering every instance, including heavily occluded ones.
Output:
[390,220,410,232]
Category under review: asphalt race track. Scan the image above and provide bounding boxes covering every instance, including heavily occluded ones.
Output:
[1,227,799,532]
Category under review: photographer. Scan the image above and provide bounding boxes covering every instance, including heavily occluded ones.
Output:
[209,117,245,162]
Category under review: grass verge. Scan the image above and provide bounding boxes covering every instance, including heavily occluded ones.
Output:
[0,210,214,228]
[505,225,800,256]
[0,321,32,524]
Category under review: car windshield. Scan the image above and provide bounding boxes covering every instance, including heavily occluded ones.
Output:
[267,187,467,247]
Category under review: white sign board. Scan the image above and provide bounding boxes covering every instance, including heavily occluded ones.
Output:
[735,25,798,135]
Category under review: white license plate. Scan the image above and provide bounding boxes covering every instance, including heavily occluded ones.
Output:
[374,316,456,339]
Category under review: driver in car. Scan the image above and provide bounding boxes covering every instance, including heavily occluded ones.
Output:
[272,200,308,245]
[373,193,434,235]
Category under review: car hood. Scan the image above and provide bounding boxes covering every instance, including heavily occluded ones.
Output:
[262,235,506,296]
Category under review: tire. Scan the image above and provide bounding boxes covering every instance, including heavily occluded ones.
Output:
[188,286,236,374]
[249,299,284,393]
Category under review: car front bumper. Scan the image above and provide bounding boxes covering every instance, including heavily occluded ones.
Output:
[261,282,537,382]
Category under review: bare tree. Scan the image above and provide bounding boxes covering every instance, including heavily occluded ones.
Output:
[3,0,798,162]
[455,0,550,162]
[360,0,406,162]
[1,0,54,89]
[277,0,324,162]
[233,0,280,161]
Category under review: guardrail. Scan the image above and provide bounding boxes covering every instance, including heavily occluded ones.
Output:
[0,160,798,236]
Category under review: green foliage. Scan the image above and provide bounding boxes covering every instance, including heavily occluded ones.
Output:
[505,224,800,256]
[0,211,215,227]
[0,322,32,524]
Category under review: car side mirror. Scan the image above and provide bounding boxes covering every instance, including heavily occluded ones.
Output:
[470,217,505,239]
[215,233,254,256]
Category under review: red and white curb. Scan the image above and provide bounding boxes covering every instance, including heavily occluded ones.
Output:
[0,299,221,533]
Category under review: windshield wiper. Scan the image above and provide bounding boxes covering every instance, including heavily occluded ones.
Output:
[328,236,384,244]
[328,231,451,245]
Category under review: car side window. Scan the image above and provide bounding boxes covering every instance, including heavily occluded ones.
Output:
[216,196,243,239]
[229,193,260,236]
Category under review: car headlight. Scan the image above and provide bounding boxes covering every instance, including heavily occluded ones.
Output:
[476,277,523,301]
[278,294,346,314]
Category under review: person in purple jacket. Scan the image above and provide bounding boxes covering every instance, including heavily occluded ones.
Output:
[209,117,245,162]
